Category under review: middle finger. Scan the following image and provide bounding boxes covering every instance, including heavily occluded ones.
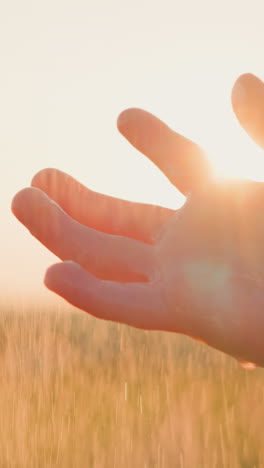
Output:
[12,187,156,283]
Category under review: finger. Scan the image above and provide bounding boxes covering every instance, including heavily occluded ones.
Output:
[11,187,155,282]
[45,261,166,330]
[32,168,173,244]
[117,108,212,195]
[231,73,264,149]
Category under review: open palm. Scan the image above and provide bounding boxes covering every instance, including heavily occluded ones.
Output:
[12,73,264,366]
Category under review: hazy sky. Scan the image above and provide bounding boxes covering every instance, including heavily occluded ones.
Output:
[1,0,264,304]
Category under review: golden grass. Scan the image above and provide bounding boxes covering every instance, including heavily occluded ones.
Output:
[0,304,263,467]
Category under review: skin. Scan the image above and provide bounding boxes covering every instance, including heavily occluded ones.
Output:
[11,73,264,367]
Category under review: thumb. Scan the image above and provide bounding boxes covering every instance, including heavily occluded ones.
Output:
[231,73,264,149]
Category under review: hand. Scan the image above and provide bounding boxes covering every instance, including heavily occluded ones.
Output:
[12,73,264,367]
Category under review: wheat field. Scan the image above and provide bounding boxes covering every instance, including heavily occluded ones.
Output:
[0,303,263,468]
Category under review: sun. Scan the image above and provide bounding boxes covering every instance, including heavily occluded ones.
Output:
[204,127,264,183]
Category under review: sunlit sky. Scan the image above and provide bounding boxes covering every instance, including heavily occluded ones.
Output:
[1,0,264,305]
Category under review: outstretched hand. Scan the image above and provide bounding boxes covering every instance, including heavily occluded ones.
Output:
[12,73,264,367]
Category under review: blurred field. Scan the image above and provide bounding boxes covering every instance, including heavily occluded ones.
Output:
[0,304,263,468]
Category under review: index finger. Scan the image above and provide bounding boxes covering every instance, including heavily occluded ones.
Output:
[117,108,212,195]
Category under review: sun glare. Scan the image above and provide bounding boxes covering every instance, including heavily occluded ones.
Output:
[205,130,264,183]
